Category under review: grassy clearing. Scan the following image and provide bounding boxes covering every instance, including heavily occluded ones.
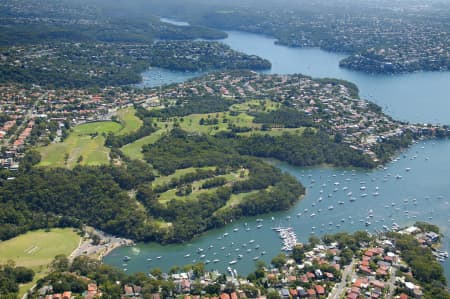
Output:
[116,107,143,135]
[0,228,80,297]
[120,127,171,160]
[118,100,295,159]
[119,110,302,161]
[0,228,80,267]
[153,220,172,229]
[152,167,215,187]
[219,190,260,212]
[175,111,258,134]
[157,187,219,204]
[237,127,309,137]
[71,121,121,135]
[38,121,121,168]
[155,169,249,204]
[230,99,281,113]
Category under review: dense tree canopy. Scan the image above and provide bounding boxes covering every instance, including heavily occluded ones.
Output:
[0,264,35,297]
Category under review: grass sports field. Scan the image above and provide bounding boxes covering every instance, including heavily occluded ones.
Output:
[38,121,121,168]
[0,228,80,268]
[0,228,80,296]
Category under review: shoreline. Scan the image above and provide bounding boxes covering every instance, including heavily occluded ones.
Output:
[70,227,134,262]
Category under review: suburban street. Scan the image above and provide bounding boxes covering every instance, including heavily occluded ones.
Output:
[328,259,356,299]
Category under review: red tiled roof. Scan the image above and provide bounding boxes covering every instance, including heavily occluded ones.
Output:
[384,256,393,262]
[124,285,133,295]
[347,293,358,299]
[353,279,362,288]
[371,280,385,289]
[314,285,325,295]
[220,293,231,299]
[359,266,372,274]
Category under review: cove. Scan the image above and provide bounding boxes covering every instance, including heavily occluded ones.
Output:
[221,31,450,125]
[106,29,450,280]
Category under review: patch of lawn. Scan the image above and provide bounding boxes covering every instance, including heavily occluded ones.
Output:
[155,169,249,204]
[38,121,121,168]
[227,190,260,208]
[116,107,143,135]
[152,167,215,187]
[237,127,309,137]
[230,99,280,113]
[177,111,258,134]
[120,128,170,160]
[72,121,121,135]
[0,228,81,297]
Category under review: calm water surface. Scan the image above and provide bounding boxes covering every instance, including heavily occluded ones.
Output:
[221,31,450,125]
[107,28,450,279]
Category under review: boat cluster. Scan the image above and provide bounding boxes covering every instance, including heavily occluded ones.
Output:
[432,249,449,263]
[273,227,298,251]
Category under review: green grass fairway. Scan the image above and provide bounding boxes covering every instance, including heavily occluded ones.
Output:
[218,190,260,212]
[155,169,248,204]
[38,121,121,168]
[152,167,215,187]
[177,112,258,134]
[116,107,143,135]
[230,99,280,113]
[72,121,121,135]
[118,101,301,160]
[157,186,219,203]
[0,228,80,296]
[238,127,309,137]
[121,128,170,160]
